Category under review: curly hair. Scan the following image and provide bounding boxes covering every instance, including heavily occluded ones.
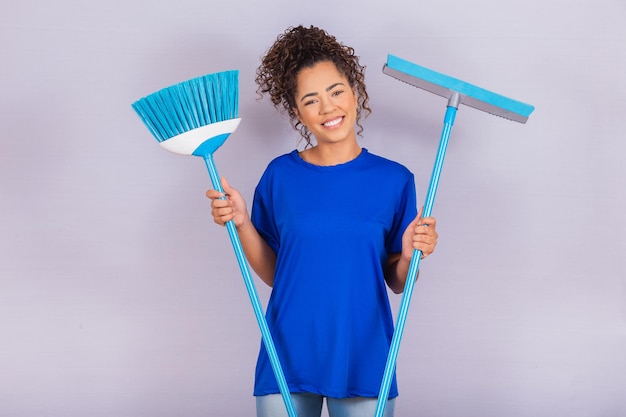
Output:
[255,25,371,147]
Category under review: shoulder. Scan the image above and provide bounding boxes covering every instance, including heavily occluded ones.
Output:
[255,150,300,192]
[362,149,413,178]
[264,150,299,172]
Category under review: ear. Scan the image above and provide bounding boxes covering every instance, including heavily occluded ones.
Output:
[293,107,305,126]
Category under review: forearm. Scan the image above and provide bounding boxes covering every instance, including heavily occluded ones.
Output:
[236,218,276,287]
[384,252,418,294]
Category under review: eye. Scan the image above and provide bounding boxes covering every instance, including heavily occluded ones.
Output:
[331,89,344,97]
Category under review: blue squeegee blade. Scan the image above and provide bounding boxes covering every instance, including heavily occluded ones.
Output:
[385,54,534,123]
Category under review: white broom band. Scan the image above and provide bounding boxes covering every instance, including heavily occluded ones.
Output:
[158,118,242,156]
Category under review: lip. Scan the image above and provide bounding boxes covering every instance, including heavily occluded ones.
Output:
[322,116,344,128]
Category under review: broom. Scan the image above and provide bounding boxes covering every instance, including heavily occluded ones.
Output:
[374,55,535,417]
[131,70,298,417]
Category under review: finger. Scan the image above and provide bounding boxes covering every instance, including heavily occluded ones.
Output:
[414,224,432,237]
[415,242,434,257]
[213,205,234,217]
[206,189,225,199]
[211,199,231,211]
[219,206,234,215]
[413,233,437,249]
[415,221,436,241]
[213,216,230,226]
[420,216,437,227]
[212,210,233,225]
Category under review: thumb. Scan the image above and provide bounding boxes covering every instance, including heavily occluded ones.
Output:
[220,176,235,196]
[416,206,424,222]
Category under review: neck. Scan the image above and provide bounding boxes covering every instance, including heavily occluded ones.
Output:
[301,141,362,166]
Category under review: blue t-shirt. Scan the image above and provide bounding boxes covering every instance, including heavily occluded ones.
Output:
[251,148,417,399]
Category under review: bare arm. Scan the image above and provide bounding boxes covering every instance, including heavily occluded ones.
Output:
[384,252,412,294]
[206,177,276,287]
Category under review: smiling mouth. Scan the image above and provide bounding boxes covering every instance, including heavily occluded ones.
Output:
[323,117,343,127]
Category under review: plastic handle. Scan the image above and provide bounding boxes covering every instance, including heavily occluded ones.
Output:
[203,154,298,417]
[374,95,459,417]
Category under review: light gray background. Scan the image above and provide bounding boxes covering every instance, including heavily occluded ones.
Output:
[2,0,625,416]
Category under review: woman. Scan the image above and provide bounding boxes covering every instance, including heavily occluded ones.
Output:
[207,25,439,417]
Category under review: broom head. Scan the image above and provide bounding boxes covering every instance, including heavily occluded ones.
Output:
[132,70,241,156]
[383,55,534,123]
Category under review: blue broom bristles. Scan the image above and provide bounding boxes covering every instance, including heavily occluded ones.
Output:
[132,70,239,143]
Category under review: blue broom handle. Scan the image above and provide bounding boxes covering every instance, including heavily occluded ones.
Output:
[374,93,460,417]
[203,154,298,417]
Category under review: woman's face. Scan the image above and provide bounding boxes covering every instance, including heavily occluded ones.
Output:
[293,61,358,146]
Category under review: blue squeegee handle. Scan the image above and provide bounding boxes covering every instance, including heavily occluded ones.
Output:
[203,154,298,417]
[375,94,460,417]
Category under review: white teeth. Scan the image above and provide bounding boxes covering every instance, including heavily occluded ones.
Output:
[324,117,342,127]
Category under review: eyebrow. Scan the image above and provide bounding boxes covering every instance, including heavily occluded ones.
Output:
[299,82,345,103]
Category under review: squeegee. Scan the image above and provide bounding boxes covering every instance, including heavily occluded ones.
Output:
[375,54,534,417]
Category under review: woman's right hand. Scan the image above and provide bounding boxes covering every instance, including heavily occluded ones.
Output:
[206,177,249,228]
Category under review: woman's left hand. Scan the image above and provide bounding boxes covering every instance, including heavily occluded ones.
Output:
[402,207,438,261]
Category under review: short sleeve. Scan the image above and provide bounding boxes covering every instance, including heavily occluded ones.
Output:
[251,173,280,255]
[385,173,417,254]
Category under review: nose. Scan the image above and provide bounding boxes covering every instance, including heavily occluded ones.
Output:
[319,96,336,114]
